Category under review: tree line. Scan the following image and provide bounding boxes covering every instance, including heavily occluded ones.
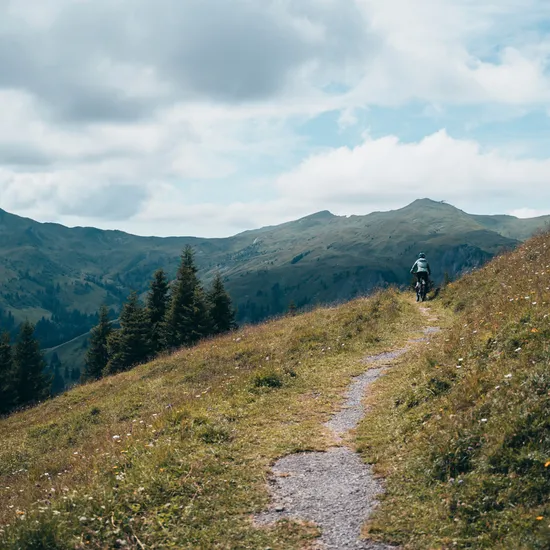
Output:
[0,246,236,416]
[83,246,236,380]
[0,322,51,415]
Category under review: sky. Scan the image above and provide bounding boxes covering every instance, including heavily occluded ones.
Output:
[1,0,550,237]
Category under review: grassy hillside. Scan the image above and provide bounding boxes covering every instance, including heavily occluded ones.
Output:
[357,232,550,549]
[0,290,415,549]
[1,230,549,548]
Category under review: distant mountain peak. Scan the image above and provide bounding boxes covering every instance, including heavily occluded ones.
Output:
[299,210,335,221]
[407,198,455,208]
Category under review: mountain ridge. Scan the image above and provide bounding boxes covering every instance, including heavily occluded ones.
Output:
[1,198,549,381]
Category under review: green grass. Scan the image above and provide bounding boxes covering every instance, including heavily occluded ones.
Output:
[0,289,416,549]
[3,229,550,549]
[356,232,550,549]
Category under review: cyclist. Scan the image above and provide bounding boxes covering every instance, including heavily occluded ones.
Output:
[410,253,431,301]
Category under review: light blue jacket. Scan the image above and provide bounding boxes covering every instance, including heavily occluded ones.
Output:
[411,258,431,275]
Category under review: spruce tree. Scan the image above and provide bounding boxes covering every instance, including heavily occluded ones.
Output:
[13,321,50,407]
[50,362,65,395]
[146,269,169,354]
[166,246,202,348]
[288,300,297,317]
[190,286,212,344]
[105,292,150,375]
[0,332,15,414]
[84,305,112,381]
[207,273,236,335]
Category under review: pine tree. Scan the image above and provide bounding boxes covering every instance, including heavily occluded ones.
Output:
[83,305,112,381]
[104,330,124,376]
[13,321,50,407]
[105,292,150,375]
[190,286,212,344]
[288,300,297,316]
[0,332,15,414]
[50,363,65,395]
[166,246,203,348]
[146,269,169,354]
[207,273,236,334]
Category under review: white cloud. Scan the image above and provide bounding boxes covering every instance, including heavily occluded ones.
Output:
[509,208,550,219]
[274,129,550,213]
[1,0,550,236]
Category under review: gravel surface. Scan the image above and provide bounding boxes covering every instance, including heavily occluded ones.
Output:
[326,349,408,437]
[256,448,394,549]
[255,348,414,548]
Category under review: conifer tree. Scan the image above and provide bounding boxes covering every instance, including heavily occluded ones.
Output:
[105,292,150,375]
[104,330,124,376]
[146,269,169,354]
[83,305,112,381]
[50,360,65,395]
[13,321,50,407]
[288,300,297,317]
[189,286,212,344]
[0,332,15,414]
[207,273,236,335]
[166,246,203,348]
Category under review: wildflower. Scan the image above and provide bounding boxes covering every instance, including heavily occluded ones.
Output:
[545,461,550,468]
[536,516,544,521]
[531,328,539,333]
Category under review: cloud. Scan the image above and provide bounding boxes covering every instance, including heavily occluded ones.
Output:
[275,130,550,210]
[509,208,550,219]
[0,0,370,122]
[1,0,550,236]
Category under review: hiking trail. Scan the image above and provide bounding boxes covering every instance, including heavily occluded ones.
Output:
[256,305,440,549]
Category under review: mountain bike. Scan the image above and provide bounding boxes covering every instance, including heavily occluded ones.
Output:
[416,279,428,302]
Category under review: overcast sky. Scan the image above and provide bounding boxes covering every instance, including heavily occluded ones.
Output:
[1,0,550,237]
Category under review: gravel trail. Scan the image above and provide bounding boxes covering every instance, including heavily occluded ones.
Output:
[255,308,440,550]
[256,315,440,549]
[255,346,421,548]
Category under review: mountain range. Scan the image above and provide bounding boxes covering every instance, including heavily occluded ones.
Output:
[1,198,549,377]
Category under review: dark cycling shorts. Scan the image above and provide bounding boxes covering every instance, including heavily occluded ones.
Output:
[415,272,429,284]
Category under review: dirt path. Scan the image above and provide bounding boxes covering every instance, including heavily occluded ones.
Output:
[256,310,440,549]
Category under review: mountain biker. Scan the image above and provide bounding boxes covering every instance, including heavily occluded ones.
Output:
[411,253,431,300]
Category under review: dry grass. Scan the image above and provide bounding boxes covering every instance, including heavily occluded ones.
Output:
[356,233,550,549]
[0,289,415,549]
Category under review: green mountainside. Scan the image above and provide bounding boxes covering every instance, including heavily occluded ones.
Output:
[1,198,549,374]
